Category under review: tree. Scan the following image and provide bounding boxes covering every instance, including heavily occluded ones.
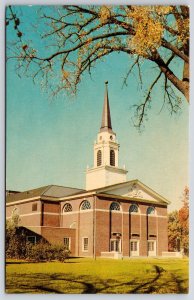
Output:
[6,211,27,259]
[168,186,189,255]
[168,210,181,252]
[6,5,189,127]
[178,186,189,255]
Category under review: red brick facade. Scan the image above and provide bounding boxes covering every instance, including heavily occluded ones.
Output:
[6,185,168,258]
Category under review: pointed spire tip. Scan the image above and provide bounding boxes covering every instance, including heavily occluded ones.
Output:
[100,81,112,132]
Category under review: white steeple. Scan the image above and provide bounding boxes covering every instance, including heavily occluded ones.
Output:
[86,82,128,190]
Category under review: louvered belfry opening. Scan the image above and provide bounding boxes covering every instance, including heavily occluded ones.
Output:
[110,149,115,166]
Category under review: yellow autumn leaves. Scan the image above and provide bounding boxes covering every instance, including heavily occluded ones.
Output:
[127,6,166,57]
[98,6,173,57]
[130,16,163,57]
[99,6,111,24]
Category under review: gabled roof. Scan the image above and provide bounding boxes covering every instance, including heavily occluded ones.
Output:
[6,180,170,206]
[87,179,171,205]
[6,185,85,204]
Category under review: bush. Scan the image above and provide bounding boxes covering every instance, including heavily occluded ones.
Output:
[6,220,70,262]
[6,222,27,259]
[26,242,70,262]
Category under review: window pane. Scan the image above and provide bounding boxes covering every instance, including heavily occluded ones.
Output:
[148,241,154,251]
[81,200,91,210]
[64,203,72,212]
[131,241,137,251]
[147,207,155,215]
[64,237,70,250]
[110,202,120,211]
[110,241,114,251]
[115,240,119,252]
[27,236,36,245]
[83,238,88,251]
[129,204,138,213]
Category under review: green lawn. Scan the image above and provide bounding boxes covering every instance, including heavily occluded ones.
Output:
[6,257,189,294]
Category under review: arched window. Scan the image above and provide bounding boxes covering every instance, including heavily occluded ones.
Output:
[110,149,115,166]
[97,150,102,166]
[80,200,91,210]
[129,204,139,213]
[63,203,72,212]
[110,202,120,211]
[147,207,155,215]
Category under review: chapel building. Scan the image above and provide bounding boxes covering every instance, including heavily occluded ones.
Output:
[6,82,170,258]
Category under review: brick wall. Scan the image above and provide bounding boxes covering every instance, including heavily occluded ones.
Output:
[41,227,76,256]
[6,201,41,227]
[42,201,60,227]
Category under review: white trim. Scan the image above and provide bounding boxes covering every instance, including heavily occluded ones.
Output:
[62,209,93,215]
[6,196,40,206]
[25,225,74,229]
[62,208,167,217]
[7,212,41,218]
[6,209,167,218]
[6,211,60,218]
[147,240,157,256]
[43,212,59,216]
[130,239,139,257]
[110,238,121,252]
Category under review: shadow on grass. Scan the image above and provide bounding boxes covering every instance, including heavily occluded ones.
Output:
[6,261,47,265]
[6,264,188,294]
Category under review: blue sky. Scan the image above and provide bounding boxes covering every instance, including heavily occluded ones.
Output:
[6,5,189,211]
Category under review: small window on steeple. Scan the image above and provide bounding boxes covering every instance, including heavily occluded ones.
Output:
[110,149,115,166]
[97,150,102,166]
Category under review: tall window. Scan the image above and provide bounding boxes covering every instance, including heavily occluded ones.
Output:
[82,237,89,251]
[130,241,138,251]
[110,149,115,166]
[80,200,91,210]
[97,150,102,166]
[148,241,155,251]
[64,203,72,212]
[129,204,139,213]
[110,239,120,252]
[147,207,155,215]
[64,237,71,250]
[110,202,120,211]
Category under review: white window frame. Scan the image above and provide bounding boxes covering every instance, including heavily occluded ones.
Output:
[110,239,121,252]
[147,240,156,256]
[82,237,89,252]
[130,239,139,257]
[64,237,71,250]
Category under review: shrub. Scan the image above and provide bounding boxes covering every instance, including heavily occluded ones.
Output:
[26,242,70,262]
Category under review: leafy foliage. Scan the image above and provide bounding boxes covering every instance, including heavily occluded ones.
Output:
[168,187,189,255]
[6,5,189,127]
[6,214,70,261]
[26,242,70,262]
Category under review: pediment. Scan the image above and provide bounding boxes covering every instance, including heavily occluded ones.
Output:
[97,180,170,204]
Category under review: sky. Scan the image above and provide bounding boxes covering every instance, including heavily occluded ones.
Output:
[6,5,189,212]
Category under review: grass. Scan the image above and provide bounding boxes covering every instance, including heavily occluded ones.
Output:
[6,257,189,294]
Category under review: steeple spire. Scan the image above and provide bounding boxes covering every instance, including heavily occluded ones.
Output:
[100,81,112,132]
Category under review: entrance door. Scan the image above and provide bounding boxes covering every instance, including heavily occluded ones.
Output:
[148,240,156,256]
[130,240,139,256]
